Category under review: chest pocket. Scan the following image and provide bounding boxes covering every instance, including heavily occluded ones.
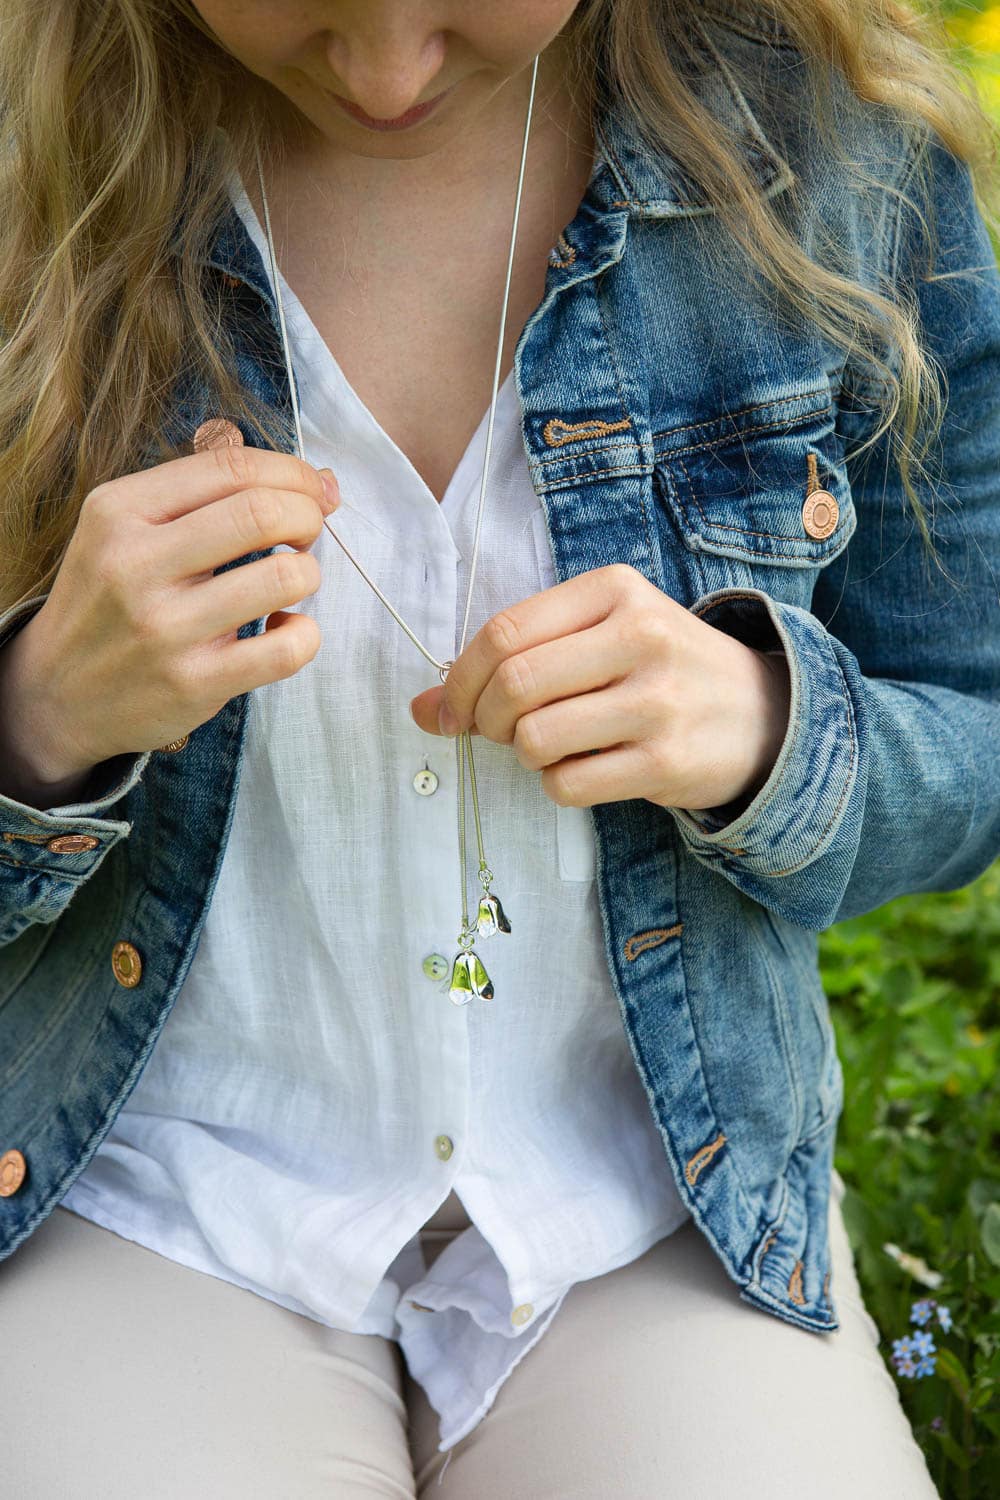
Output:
[652,385,857,603]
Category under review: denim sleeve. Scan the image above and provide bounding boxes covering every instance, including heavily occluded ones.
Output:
[667,133,1000,930]
[0,594,150,945]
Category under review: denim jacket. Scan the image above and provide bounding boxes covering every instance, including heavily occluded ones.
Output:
[2,4,999,1336]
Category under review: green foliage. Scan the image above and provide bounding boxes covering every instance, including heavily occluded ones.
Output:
[819,860,1000,1498]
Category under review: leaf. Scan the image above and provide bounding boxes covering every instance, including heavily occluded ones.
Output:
[936,1347,971,1405]
[982,1203,1000,1268]
[971,1182,1000,1218]
[930,1429,971,1471]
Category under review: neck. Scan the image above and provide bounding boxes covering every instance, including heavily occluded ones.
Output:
[242,32,594,213]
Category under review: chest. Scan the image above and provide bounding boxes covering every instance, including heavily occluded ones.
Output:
[240,163,593,505]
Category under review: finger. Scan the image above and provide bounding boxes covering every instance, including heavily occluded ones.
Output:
[175,550,322,643]
[442,565,627,732]
[510,681,647,772]
[470,619,630,745]
[538,742,661,809]
[156,486,330,578]
[99,443,333,524]
[202,609,323,697]
[409,685,480,737]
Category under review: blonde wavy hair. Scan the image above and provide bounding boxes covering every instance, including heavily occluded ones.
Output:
[0,0,996,613]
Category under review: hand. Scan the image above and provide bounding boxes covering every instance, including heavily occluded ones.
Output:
[0,445,341,789]
[409,564,791,814]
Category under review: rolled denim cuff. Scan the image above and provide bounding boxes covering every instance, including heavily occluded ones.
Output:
[669,588,859,878]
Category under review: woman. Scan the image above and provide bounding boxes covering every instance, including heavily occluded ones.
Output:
[0,0,996,1494]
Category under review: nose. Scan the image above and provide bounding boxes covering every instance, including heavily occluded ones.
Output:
[324,20,448,120]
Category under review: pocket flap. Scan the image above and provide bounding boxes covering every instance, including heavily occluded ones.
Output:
[655,387,857,567]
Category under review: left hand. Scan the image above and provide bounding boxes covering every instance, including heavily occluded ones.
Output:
[409,564,791,815]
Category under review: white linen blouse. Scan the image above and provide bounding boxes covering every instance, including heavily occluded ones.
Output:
[61,166,692,1452]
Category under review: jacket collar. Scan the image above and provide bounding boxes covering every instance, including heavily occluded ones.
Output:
[592,11,795,218]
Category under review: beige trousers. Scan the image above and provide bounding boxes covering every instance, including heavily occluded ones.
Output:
[1,1171,939,1498]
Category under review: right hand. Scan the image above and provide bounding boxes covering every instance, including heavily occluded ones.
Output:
[0,444,341,788]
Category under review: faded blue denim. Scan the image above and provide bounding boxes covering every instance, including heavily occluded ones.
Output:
[1,6,999,1336]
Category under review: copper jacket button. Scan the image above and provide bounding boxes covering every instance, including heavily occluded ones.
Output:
[0,1149,26,1197]
[46,834,100,854]
[802,490,839,540]
[111,941,142,988]
[193,418,244,452]
[158,735,189,753]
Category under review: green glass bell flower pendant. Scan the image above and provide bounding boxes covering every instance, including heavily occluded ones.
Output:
[476,890,512,939]
[448,948,494,1005]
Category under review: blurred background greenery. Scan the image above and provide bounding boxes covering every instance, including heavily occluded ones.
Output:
[818,12,999,1493]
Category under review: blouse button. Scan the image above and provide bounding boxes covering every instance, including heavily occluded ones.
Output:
[413,768,439,796]
[111,941,143,988]
[423,954,449,981]
[434,1135,454,1161]
[511,1303,534,1327]
[0,1148,26,1197]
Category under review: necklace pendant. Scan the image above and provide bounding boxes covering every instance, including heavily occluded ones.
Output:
[448,949,494,1004]
[476,890,512,939]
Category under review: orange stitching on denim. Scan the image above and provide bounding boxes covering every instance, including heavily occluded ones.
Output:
[548,233,577,268]
[542,464,648,493]
[685,1131,727,1185]
[718,844,747,855]
[2,831,49,845]
[543,416,632,448]
[788,1260,806,1304]
[762,1232,778,1257]
[536,437,638,467]
[654,408,832,467]
[623,924,683,961]
[652,388,830,446]
[806,452,820,495]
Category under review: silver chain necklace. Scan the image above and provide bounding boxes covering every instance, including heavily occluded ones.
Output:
[251,57,539,1005]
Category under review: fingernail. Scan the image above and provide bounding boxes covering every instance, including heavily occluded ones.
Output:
[320,468,339,511]
[438,702,459,736]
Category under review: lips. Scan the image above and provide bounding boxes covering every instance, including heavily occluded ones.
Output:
[329,85,452,132]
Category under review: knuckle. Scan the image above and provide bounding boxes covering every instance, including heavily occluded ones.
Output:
[541,765,575,806]
[80,482,117,524]
[216,440,255,493]
[271,619,318,678]
[638,731,671,780]
[495,653,534,704]
[160,649,198,700]
[240,486,280,544]
[623,607,670,656]
[608,561,640,592]
[482,609,524,659]
[271,549,316,599]
[512,713,547,770]
[91,537,136,594]
[296,614,322,662]
[298,550,322,594]
[299,457,327,501]
[299,492,326,540]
